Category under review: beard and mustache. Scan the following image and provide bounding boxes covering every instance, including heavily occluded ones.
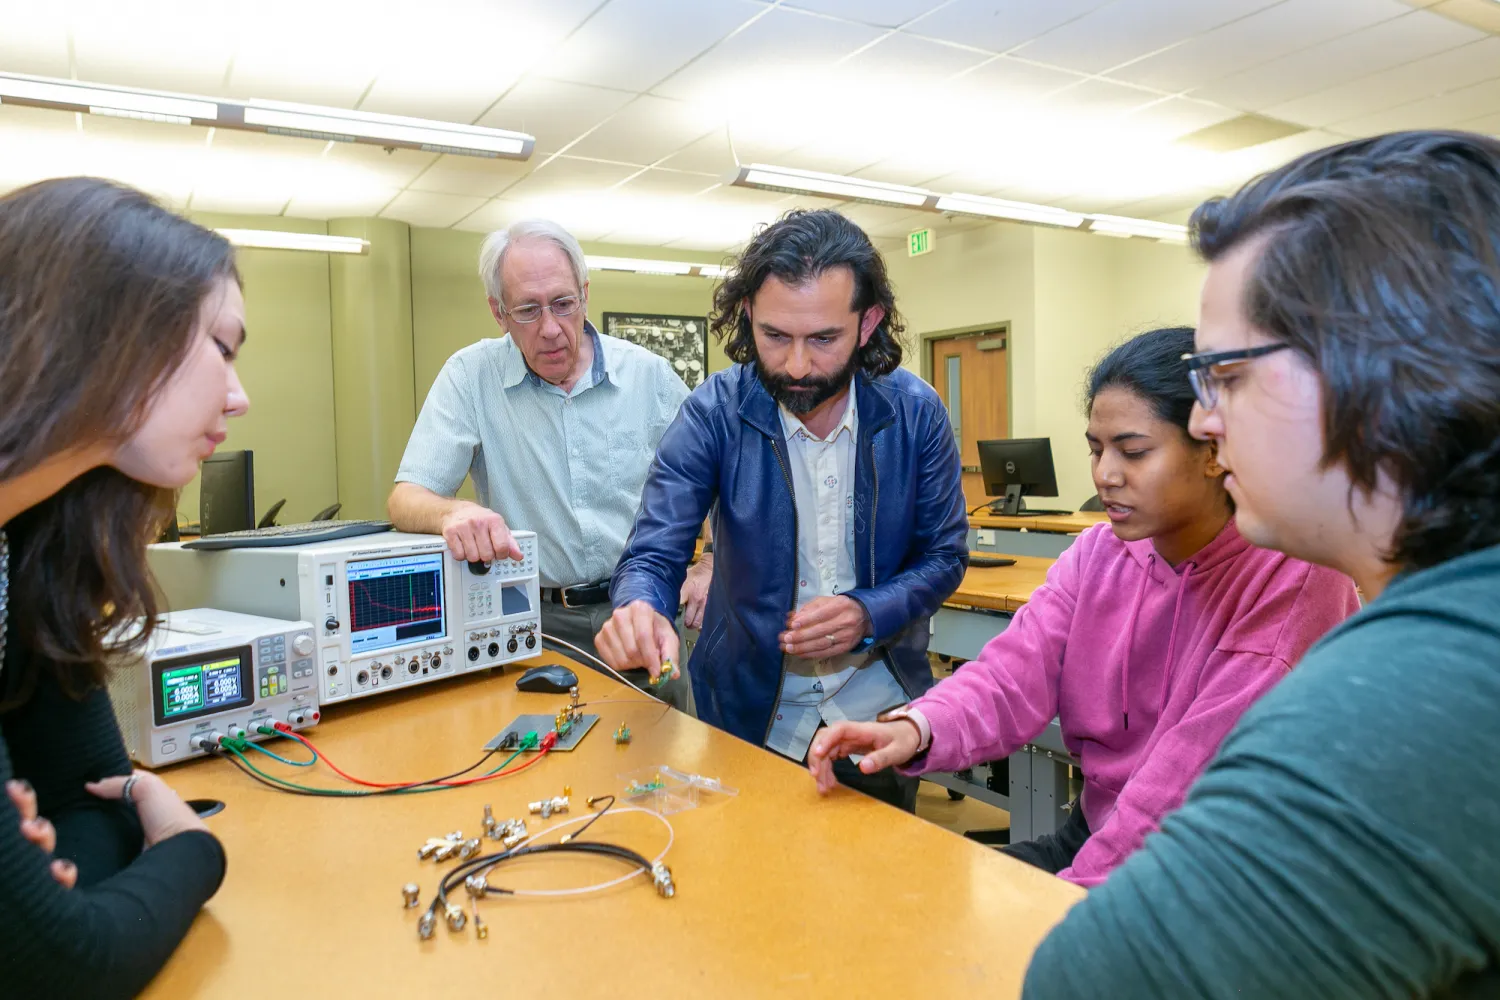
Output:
[754,342,862,416]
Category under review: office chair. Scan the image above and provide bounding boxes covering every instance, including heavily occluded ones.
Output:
[311,503,342,521]
[1079,495,1105,512]
[257,498,287,528]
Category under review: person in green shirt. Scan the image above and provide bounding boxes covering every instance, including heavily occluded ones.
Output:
[1024,129,1500,998]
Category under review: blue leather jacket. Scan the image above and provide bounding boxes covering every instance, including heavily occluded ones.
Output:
[611,363,969,745]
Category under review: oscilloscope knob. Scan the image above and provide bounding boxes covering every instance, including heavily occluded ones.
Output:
[324,616,340,632]
[292,634,315,656]
[467,560,491,575]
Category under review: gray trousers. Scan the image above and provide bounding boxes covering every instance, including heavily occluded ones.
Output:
[539,601,692,714]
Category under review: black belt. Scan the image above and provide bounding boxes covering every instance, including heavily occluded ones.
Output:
[543,581,611,608]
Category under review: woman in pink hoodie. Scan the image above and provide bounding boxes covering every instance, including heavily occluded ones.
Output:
[807,326,1360,886]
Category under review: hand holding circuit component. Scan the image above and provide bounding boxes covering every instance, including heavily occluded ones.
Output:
[7,779,76,889]
[438,500,523,565]
[679,556,712,631]
[594,600,680,680]
[805,720,922,794]
[86,769,208,847]
[779,596,871,658]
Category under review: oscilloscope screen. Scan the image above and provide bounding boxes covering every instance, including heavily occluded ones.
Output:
[345,551,447,655]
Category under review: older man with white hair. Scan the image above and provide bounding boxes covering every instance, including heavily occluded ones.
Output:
[388,218,695,705]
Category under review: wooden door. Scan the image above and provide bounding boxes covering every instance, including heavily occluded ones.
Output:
[929,331,1009,511]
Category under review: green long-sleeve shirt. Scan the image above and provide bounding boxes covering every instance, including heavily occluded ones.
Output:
[1024,543,1500,998]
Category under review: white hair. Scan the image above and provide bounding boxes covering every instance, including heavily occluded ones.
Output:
[477,218,588,305]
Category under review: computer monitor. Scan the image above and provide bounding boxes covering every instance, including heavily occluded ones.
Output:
[977,438,1061,516]
[200,450,254,535]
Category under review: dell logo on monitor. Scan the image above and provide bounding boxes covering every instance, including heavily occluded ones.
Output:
[1005,460,1017,475]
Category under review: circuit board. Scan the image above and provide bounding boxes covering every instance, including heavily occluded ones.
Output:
[484,713,599,752]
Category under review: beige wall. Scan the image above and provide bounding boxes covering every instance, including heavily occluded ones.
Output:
[179,212,338,526]
[887,224,1204,509]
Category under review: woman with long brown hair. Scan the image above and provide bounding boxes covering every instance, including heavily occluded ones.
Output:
[0,176,250,995]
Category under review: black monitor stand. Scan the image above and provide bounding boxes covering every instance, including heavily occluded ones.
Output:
[989,485,1026,516]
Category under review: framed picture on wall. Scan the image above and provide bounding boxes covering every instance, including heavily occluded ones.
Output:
[602,312,709,389]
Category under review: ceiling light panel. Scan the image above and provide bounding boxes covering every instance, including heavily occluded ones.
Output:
[733,163,932,207]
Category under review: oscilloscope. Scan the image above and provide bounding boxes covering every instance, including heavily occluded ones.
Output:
[148,531,541,706]
[107,608,319,767]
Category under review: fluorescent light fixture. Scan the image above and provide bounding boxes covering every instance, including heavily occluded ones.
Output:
[732,163,932,208]
[0,72,217,123]
[935,192,1085,228]
[216,229,369,254]
[584,256,727,278]
[1086,215,1190,244]
[0,72,536,161]
[241,100,533,159]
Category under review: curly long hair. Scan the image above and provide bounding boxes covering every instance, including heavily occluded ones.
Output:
[1190,130,1500,572]
[0,177,239,702]
[711,209,906,376]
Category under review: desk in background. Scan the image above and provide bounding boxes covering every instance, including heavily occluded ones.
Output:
[927,557,1077,844]
[969,511,1108,558]
[143,653,1082,997]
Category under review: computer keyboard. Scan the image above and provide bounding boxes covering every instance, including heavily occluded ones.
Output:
[968,554,1017,568]
[182,520,393,550]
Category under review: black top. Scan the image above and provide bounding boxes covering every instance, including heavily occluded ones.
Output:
[0,651,227,997]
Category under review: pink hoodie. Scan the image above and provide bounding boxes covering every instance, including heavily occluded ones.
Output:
[906,520,1359,887]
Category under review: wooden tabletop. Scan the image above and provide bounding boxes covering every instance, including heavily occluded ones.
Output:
[971,512,1108,534]
[143,653,1082,998]
[948,555,1056,613]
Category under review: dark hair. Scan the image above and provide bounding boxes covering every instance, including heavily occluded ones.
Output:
[1190,130,1500,572]
[0,177,239,700]
[1086,326,1199,435]
[711,209,905,376]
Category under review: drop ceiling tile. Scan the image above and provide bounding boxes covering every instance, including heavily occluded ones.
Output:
[476,77,637,154]
[1335,76,1500,135]
[837,31,993,87]
[380,190,489,228]
[615,168,721,196]
[1041,79,1162,121]
[836,203,933,239]
[785,0,948,27]
[563,95,723,164]
[651,6,882,102]
[358,65,524,123]
[1194,10,1484,111]
[1265,35,1500,128]
[226,0,389,107]
[903,0,1112,55]
[657,130,742,176]
[284,185,402,220]
[319,143,441,188]
[0,6,71,77]
[406,154,535,198]
[1105,0,1410,94]
[1463,112,1500,137]
[1010,0,1281,75]
[498,156,641,200]
[68,0,236,95]
[452,198,528,234]
[1123,97,1240,143]
[946,56,1089,111]
[539,0,763,93]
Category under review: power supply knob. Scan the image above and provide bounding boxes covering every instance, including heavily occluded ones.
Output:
[324,616,339,632]
[292,634,315,656]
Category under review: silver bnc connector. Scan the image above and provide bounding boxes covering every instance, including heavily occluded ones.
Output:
[401,882,421,908]
[651,861,676,899]
[444,903,467,932]
[417,910,437,940]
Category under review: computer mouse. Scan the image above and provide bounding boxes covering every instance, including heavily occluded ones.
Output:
[515,664,579,694]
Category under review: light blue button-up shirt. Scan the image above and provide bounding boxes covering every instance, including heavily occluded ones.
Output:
[764,382,908,761]
[395,324,689,589]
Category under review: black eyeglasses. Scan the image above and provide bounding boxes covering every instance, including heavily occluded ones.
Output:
[1181,344,1290,410]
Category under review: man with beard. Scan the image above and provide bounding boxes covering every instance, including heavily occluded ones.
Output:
[596,209,968,810]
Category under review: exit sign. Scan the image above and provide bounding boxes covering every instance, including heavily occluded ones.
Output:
[908,228,934,257]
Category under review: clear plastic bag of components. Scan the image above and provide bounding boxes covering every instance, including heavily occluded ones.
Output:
[618,764,738,815]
